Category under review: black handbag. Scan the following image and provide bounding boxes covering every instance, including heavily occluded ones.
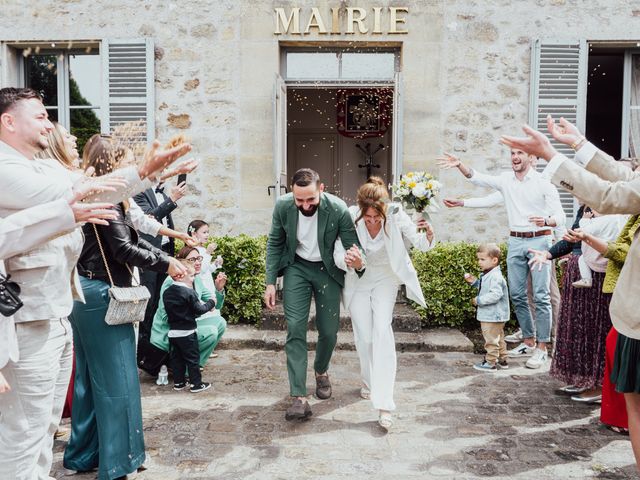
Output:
[0,273,23,317]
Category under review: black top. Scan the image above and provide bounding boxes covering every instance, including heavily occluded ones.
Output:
[548,205,585,259]
[163,283,216,331]
[78,203,170,287]
[133,187,177,252]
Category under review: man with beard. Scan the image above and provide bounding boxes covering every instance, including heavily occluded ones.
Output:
[264,168,364,420]
[438,149,565,369]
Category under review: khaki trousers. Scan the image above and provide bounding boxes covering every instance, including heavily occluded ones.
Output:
[480,322,508,365]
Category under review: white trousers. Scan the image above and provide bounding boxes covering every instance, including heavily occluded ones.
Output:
[349,279,399,411]
[577,254,593,282]
[0,318,73,480]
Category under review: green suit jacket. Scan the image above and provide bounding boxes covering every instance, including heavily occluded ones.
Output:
[266,192,362,286]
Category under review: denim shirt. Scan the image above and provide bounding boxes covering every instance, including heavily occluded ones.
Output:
[471,266,510,323]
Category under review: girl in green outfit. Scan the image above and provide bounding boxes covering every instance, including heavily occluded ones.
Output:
[151,246,227,367]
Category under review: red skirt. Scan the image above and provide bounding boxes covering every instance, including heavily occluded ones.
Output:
[601,327,628,428]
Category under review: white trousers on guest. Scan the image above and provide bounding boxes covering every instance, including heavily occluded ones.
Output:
[0,318,73,480]
[349,278,399,412]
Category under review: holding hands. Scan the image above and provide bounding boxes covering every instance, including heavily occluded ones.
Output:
[344,245,363,270]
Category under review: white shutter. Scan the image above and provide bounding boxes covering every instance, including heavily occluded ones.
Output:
[529,39,588,222]
[101,38,155,143]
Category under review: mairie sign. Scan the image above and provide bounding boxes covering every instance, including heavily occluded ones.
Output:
[274,7,409,35]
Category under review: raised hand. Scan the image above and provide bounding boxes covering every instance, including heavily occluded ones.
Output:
[72,172,128,203]
[436,152,461,169]
[169,182,187,202]
[159,157,200,182]
[547,115,583,147]
[138,140,192,180]
[214,271,227,291]
[563,228,586,243]
[500,125,557,162]
[443,198,464,208]
[527,248,552,271]
[70,201,117,225]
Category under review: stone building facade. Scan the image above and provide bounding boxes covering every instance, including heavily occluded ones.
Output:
[2,0,640,241]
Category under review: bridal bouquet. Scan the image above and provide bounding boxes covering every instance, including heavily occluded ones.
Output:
[391,171,441,228]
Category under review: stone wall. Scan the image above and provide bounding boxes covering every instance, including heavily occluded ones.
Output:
[2,0,640,241]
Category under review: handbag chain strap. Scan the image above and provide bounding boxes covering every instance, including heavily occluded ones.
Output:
[92,224,139,288]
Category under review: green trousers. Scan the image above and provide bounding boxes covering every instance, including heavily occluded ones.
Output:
[283,257,341,396]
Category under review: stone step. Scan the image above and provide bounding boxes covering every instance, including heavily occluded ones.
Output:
[260,301,422,332]
[218,324,474,353]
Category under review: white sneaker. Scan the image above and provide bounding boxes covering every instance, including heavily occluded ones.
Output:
[525,348,548,369]
[360,386,371,399]
[572,278,592,288]
[504,329,523,343]
[507,343,535,358]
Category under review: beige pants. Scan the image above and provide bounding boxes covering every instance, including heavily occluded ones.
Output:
[481,322,508,365]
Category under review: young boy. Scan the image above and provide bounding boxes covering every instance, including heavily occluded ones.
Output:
[464,243,510,372]
[163,263,216,392]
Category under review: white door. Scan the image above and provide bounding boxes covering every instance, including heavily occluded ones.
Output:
[272,74,288,200]
[392,71,404,182]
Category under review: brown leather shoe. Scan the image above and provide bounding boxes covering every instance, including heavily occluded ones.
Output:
[285,398,312,421]
[315,372,332,399]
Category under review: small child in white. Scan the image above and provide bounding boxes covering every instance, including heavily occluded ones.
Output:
[572,209,628,288]
[464,243,510,372]
[163,263,216,393]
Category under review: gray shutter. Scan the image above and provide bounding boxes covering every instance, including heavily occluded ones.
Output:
[529,39,588,222]
[101,38,155,143]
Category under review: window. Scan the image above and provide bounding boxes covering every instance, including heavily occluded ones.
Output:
[24,49,101,151]
[5,38,155,149]
[283,48,399,82]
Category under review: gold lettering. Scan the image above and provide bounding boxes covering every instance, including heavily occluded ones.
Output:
[346,7,367,34]
[274,7,301,35]
[372,7,382,34]
[305,7,328,34]
[389,7,408,34]
[331,7,341,34]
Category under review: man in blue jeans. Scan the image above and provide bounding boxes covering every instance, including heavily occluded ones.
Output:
[439,149,565,369]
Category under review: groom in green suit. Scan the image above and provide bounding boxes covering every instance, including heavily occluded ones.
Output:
[264,168,364,420]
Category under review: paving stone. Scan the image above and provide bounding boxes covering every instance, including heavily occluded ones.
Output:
[51,350,636,479]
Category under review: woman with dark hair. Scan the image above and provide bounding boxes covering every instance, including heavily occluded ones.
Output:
[150,245,228,369]
[63,134,187,480]
[334,176,435,429]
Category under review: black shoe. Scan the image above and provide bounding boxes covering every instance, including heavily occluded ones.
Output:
[173,382,188,391]
[285,398,312,421]
[315,372,332,399]
[190,382,211,393]
[497,359,509,370]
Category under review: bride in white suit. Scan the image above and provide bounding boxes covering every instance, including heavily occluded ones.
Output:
[335,177,435,429]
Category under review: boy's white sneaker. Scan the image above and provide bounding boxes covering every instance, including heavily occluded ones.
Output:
[507,343,535,358]
[572,278,592,288]
[525,348,548,369]
[504,329,523,343]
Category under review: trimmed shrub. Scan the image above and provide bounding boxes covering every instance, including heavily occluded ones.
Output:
[411,242,511,328]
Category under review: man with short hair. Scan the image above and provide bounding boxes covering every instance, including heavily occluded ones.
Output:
[0,87,191,480]
[264,168,364,420]
[439,148,565,369]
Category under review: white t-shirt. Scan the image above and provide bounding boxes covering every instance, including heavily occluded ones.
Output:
[295,211,322,261]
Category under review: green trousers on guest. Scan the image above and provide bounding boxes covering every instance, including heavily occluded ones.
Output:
[63,277,145,480]
[283,257,341,397]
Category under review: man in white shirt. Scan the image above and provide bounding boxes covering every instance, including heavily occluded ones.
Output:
[264,168,364,420]
[439,149,565,369]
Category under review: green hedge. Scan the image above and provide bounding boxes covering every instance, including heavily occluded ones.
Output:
[175,237,557,329]
[411,242,511,328]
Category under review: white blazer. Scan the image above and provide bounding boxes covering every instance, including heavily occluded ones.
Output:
[0,198,77,369]
[334,203,434,309]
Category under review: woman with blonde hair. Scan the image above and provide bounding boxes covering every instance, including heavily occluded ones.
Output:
[334,176,435,429]
[35,121,80,169]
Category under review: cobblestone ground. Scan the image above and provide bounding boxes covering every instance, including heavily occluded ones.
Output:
[52,350,636,479]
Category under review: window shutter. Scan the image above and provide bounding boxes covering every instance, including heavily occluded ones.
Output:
[529,39,587,223]
[101,38,155,143]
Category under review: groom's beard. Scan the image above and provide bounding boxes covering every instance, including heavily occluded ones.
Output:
[298,204,319,217]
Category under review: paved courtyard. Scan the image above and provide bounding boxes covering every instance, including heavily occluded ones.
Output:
[53,349,636,479]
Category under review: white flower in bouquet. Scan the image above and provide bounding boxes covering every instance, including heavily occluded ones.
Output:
[411,182,428,199]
